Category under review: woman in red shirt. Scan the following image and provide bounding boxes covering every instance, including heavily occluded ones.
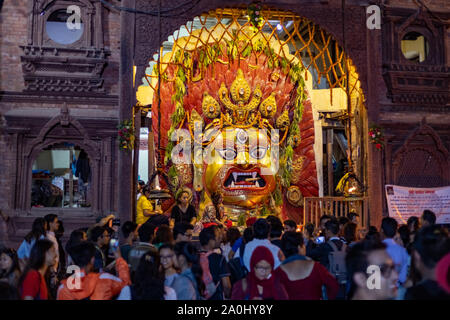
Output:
[19,239,57,300]
[231,246,288,300]
[274,231,339,300]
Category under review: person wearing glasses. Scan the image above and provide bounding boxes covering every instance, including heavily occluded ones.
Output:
[158,244,179,293]
[345,240,399,300]
[173,222,194,243]
[231,245,288,300]
[89,226,110,273]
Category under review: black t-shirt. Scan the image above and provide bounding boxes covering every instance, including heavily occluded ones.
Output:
[207,252,230,300]
[405,280,450,300]
[171,204,196,224]
[271,239,282,249]
[93,246,105,272]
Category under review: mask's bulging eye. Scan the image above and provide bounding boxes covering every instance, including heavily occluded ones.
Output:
[217,148,237,160]
[250,147,267,159]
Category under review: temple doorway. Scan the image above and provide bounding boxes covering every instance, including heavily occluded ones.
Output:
[133,7,368,229]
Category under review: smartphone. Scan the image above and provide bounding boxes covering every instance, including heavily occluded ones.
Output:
[109,238,119,255]
[315,236,325,244]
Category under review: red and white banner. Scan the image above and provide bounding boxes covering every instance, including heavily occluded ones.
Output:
[385,185,450,225]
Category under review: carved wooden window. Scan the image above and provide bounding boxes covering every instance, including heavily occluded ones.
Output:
[21,0,109,93]
[382,6,449,105]
[29,0,103,49]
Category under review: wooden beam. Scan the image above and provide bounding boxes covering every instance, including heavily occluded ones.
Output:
[327,129,334,196]
[118,0,136,234]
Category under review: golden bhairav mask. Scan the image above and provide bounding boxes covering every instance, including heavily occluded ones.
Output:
[203,128,277,209]
[191,68,283,213]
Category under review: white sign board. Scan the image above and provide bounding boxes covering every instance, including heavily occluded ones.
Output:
[385,184,450,225]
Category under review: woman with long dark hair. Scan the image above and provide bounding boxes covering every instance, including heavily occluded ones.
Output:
[170,188,197,226]
[172,241,204,300]
[19,239,57,300]
[0,247,21,288]
[158,243,179,290]
[407,216,420,243]
[65,228,88,266]
[117,250,176,300]
[17,218,47,262]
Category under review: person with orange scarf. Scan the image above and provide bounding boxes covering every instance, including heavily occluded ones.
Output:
[231,246,288,300]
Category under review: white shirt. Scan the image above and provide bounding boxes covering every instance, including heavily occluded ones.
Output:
[46,231,59,261]
[242,238,282,271]
[383,238,409,284]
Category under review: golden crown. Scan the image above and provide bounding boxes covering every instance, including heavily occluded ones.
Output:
[186,69,291,146]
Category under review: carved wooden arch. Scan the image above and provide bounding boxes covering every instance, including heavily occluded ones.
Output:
[25,106,100,160]
[392,122,450,187]
[398,5,438,37]
[20,109,102,213]
[133,0,369,100]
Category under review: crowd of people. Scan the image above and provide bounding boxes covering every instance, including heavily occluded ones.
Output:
[0,197,449,300]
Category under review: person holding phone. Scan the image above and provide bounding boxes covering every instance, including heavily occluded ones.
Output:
[57,241,131,300]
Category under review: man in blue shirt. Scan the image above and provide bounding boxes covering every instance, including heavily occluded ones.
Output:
[381,217,409,285]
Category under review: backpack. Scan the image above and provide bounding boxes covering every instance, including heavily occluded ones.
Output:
[199,251,219,299]
[327,240,347,284]
[228,243,248,285]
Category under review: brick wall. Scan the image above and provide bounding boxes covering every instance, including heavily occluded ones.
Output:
[0,0,28,92]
